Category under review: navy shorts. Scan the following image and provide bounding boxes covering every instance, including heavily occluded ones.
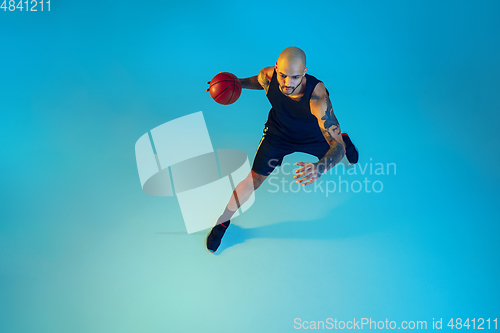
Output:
[251,127,331,176]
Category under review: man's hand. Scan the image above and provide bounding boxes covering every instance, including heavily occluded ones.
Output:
[294,162,323,186]
[206,72,222,92]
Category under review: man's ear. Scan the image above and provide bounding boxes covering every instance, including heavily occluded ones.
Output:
[303,66,308,75]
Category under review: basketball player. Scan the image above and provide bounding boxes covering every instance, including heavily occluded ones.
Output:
[206,47,359,253]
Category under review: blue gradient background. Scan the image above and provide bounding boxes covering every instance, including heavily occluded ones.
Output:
[1,0,499,332]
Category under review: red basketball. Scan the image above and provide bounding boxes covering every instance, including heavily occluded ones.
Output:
[208,72,242,105]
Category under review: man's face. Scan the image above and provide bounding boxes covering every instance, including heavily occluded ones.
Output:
[275,60,307,96]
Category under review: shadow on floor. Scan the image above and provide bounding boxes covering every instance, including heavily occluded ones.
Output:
[157,210,386,255]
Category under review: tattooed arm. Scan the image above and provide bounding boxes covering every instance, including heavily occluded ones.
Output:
[208,67,273,92]
[239,76,263,90]
[238,66,273,92]
[312,82,346,174]
[294,82,346,185]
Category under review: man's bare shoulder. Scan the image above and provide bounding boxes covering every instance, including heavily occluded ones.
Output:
[260,66,275,81]
[258,66,275,92]
[310,81,328,101]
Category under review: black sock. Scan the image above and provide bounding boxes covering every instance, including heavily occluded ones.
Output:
[216,206,236,227]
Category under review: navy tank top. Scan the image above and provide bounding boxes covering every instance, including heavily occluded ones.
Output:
[265,69,327,144]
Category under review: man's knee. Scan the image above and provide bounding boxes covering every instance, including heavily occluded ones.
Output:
[251,170,267,190]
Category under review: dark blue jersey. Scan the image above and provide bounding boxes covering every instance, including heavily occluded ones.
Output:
[265,69,327,144]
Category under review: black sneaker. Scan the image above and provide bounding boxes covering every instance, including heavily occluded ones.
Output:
[206,221,230,253]
[341,133,359,164]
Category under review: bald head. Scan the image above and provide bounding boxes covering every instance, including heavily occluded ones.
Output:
[274,47,308,96]
[277,47,306,70]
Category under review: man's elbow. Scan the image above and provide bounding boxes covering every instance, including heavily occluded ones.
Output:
[331,139,346,158]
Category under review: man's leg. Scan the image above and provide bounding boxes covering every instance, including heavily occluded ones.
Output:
[226,170,267,212]
[206,130,291,253]
[206,170,267,253]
